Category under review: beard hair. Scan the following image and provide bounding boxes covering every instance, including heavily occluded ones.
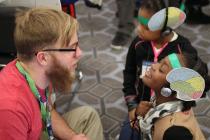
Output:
[46,55,75,94]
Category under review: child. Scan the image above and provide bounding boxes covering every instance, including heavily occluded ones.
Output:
[138,53,210,140]
[120,0,208,139]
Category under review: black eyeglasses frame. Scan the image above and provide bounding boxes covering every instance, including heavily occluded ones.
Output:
[42,48,77,52]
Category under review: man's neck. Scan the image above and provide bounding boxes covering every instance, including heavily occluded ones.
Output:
[19,61,49,89]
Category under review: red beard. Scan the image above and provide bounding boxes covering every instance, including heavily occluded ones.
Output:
[46,55,75,94]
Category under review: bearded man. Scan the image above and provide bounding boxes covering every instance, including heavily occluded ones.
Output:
[0,7,103,140]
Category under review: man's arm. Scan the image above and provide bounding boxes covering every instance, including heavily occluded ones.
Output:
[51,109,88,140]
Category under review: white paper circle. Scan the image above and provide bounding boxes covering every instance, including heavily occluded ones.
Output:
[148,7,186,31]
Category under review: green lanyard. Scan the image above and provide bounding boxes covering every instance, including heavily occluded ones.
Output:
[16,61,54,139]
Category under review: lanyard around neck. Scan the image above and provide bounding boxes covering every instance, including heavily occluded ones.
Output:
[151,41,168,62]
[15,61,54,139]
[16,61,48,121]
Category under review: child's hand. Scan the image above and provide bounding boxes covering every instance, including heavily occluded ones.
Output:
[136,101,153,117]
[128,108,139,129]
[128,108,136,122]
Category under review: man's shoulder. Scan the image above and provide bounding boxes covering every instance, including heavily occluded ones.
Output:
[0,60,23,85]
[0,61,34,109]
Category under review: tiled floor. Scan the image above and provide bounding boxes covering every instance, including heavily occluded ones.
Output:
[56,1,210,140]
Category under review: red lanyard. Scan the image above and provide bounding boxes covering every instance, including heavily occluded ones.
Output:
[151,41,168,62]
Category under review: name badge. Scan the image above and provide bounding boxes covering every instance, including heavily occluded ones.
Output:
[140,61,152,79]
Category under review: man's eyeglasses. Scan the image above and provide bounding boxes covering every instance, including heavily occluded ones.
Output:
[35,48,77,55]
[42,48,77,52]
[35,42,79,55]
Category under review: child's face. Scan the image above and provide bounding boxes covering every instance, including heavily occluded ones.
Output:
[142,55,184,91]
[137,8,162,41]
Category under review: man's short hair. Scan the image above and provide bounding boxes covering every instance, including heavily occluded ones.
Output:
[14,7,78,61]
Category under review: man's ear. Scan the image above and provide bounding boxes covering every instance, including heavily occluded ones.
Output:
[36,52,49,66]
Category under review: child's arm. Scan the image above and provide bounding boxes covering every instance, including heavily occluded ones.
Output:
[135,101,153,117]
[123,37,142,112]
[129,101,152,129]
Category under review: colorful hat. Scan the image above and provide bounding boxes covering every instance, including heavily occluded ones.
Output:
[166,67,205,101]
[148,7,186,31]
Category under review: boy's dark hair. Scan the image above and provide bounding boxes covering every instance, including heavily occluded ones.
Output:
[140,0,180,14]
